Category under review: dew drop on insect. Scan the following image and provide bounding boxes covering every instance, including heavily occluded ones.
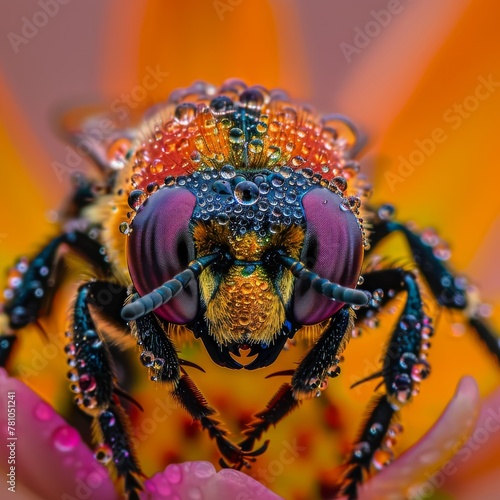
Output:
[357,276,364,286]
[388,423,403,437]
[291,156,305,168]
[140,351,155,367]
[221,164,236,179]
[100,410,116,427]
[94,443,113,464]
[52,425,81,452]
[353,441,371,459]
[119,222,130,235]
[340,199,350,212]
[79,374,97,393]
[351,327,362,338]
[248,139,264,154]
[411,361,430,382]
[216,214,229,225]
[256,121,268,134]
[210,95,234,113]
[64,343,76,356]
[433,243,451,261]
[229,127,245,144]
[127,190,146,211]
[378,203,395,221]
[372,448,394,470]
[107,138,131,169]
[239,88,264,110]
[174,103,197,125]
[258,182,270,195]
[34,401,53,422]
[153,357,165,371]
[270,174,285,187]
[369,423,384,436]
[234,181,260,205]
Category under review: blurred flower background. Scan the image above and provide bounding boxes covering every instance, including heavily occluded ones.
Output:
[0,0,499,499]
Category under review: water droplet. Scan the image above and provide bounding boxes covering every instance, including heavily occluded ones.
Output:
[52,425,81,452]
[79,374,97,392]
[153,357,165,371]
[64,343,76,356]
[94,443,113,464]
[140,351,155,367]
[353,441,370,459]
[107,138,132,169]
[234,181,260,205]
[127,190,146,211]
[378,204,395,221]
[210,95,234,113]
[100,410,116,427]
[174,103,197,125]
[119,222,130,235]
[166,464,182,484]
[369,423,384,436]
[248,139,264,154]
[34,401,53,422]
[372,448,394,470]
[270,174,284,187]
[239,88,264,110]
[411,361,430,382]
[399,352,418,369]
[229,128,245,144]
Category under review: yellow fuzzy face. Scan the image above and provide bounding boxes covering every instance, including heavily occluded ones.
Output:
[193,222,305,347]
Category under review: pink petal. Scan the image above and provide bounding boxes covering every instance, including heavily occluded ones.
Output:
[355,376,480,500]
[444,384,500,499]
[143,461,283,500]
[0,369,117,499]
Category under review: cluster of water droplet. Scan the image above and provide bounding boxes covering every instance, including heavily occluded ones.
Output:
[388,314,433,409]
[122,163,363,238]
[117,79,369,242]
[1,257,30,303]
[64,329,103,413]
[352,422,403,472]
[306,360,342,397]
[3,257,50,306]
[131,326,167,381]
[138,349,166,382]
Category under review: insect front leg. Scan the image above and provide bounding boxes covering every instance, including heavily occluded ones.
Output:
[0,231,111,367]
[68,282,143,499]
[240,307,353,453]
[132,312,263,469]
[339,270,428,499]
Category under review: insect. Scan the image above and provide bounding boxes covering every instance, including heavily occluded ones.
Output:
[1,79,498,499]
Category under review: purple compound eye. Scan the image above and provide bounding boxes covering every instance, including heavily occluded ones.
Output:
[127,187,198,324]
[292,188,364,325]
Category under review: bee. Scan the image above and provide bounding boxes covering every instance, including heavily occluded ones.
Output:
[1,79,498,499]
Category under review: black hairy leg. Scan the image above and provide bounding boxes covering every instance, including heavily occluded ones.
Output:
[239,307,353,454]
[67,282,143,499]
[368,206,500,363]
[131,311,267,469]
[338,270,429,498]
[0,231,112,367]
